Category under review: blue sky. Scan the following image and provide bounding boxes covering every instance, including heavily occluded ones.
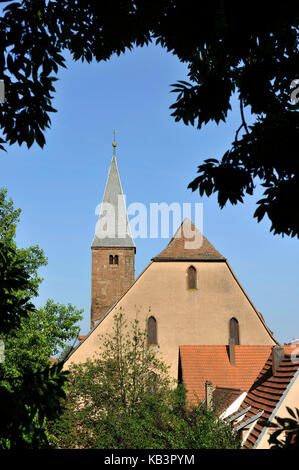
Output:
[1,43,298,344]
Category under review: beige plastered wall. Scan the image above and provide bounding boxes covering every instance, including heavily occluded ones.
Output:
[65,260,275,379]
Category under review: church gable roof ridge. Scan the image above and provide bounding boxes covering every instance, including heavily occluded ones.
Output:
[152,218,226,262]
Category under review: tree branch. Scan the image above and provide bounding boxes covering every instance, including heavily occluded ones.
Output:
[240,97,249,135]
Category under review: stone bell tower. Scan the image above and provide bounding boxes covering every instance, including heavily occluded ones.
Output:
[90,138,135,328]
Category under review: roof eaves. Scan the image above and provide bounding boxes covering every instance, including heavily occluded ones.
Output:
[152,257,227,262]
[225,260,278,345]
[63,301,118,362]
[252,363,299,449]
[227,406,251,423]
[236,410,264,431]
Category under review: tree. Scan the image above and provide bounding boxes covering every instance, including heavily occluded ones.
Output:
[0,188,83,448]
[1,299,83,379]
[48,309,240,449]
[0,187,47,329]
[0,1,299,236]
[0,187,83,360]
[0,239,69,448]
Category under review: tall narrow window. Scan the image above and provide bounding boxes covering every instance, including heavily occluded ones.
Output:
[109,254,114,265]
[229,317,240,345]
[147,316,157,345]
[187,265,197,289]
[114,255,119,265]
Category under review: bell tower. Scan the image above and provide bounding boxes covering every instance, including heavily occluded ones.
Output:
[90,137,135,328]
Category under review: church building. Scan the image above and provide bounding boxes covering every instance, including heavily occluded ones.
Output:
[63,141,299,449]
[65,142,276,382]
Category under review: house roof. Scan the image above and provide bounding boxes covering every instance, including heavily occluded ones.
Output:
[78,335,87,341]
[179,345,272,406]
[213,387,244,416]
[49,357,59,364]
[152,218,226,262]
[92,154,135,249]
[234,346,299,449]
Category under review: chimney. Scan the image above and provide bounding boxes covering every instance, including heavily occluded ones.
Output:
[272,345,284,375]
[229,339,236,366]
[205,381,213,410]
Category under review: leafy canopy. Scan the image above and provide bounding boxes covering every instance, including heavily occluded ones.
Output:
[0,188,83,448]
[0,1,299,236]
[0,188,46,333]
[2,299,83,379]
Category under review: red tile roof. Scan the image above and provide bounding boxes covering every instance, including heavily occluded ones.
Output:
[179,345,272,406]
[235,346,299,449]
[78,335,87,341]
[49,357,59,364]
[152,218,226,261]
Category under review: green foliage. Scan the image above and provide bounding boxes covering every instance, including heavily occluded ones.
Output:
[49,310,240,449]
[0,240,36,334]
[0,362,69,449]
[262,407,299,448]
[1,299,83,379]
[0,188,83,447]
[1,3,299,236]
[0,187,21,243]
[0,188,47,334]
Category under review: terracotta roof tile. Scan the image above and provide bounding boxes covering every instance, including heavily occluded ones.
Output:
[152,218,226,261]
[78,335,87,341]
[49,357,59,364]
[179,345,272,406]
[235,346,299,449]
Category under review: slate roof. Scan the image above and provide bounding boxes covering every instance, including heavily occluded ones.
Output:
[92,154,135,248]
[152,218,226,261]
[179,345,272,406]
[234,346,299,449]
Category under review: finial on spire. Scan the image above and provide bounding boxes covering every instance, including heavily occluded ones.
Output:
[112,129,117,155]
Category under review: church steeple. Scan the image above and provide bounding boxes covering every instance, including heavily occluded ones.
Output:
[92,150,135,249]
[90,140,135,328]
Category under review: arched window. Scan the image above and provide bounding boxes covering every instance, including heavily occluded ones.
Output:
[114,255,119,265]
[109,254,114,264]
[147,316,157,345]
[229,317,240,345]
[187,265,197,289]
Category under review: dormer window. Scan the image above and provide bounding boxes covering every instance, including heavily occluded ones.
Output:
[187,265,197,290]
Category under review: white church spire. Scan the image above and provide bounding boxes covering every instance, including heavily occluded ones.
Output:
[92,137,135,249]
